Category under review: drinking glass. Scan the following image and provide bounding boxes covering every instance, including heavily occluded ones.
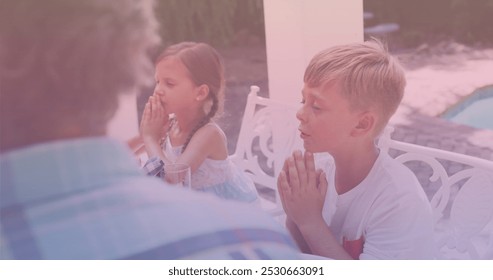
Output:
[163,163,191,188]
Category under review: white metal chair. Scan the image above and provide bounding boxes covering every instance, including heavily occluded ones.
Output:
[230,86,303,216]
[379,127,493,259]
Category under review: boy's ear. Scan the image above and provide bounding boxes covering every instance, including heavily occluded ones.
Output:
[196,85,210,101]
[352,111,376,137]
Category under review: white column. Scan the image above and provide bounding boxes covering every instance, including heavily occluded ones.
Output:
[263,0,363,103]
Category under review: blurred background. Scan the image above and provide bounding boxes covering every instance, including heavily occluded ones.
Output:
[152,0,493,49]
[137,0,493,158]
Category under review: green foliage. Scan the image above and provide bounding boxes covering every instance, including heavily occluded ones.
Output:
[154,0,493,48]
[154,0,264,47]
[364,0,493,47]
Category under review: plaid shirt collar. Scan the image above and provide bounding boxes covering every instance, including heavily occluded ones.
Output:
[0,137,142,208]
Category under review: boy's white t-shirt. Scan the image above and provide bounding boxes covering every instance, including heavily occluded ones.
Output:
[319,152,436,259]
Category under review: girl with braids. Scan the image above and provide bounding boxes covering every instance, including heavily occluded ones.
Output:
[139,42,259,203]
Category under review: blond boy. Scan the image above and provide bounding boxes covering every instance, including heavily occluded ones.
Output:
[278,40,435,259]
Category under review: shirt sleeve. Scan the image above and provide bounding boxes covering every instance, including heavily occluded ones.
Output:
[142,156,164,177]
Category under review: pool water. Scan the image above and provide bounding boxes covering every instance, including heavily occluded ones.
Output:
[442,86,493,130]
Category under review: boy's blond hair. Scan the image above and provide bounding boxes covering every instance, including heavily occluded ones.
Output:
[304,39,406,134]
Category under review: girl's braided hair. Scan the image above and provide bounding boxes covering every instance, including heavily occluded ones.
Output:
[155,42,225,152]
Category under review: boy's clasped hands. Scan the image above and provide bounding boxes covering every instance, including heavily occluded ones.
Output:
[278,151,328,229]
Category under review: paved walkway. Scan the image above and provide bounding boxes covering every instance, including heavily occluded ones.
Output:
[391,47,493,160]
[388,47,493,195]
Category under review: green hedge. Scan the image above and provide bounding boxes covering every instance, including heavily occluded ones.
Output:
[155,0,264,47]
[153,0,493,48]
[364,0,493,47]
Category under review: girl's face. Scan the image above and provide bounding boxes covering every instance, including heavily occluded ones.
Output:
[153,56,200,115]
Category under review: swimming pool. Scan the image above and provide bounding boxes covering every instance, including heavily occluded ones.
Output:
[442,85,493,130]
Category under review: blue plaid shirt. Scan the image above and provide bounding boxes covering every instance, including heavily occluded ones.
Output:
[142,156,164,177]
[0,137,300,259]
